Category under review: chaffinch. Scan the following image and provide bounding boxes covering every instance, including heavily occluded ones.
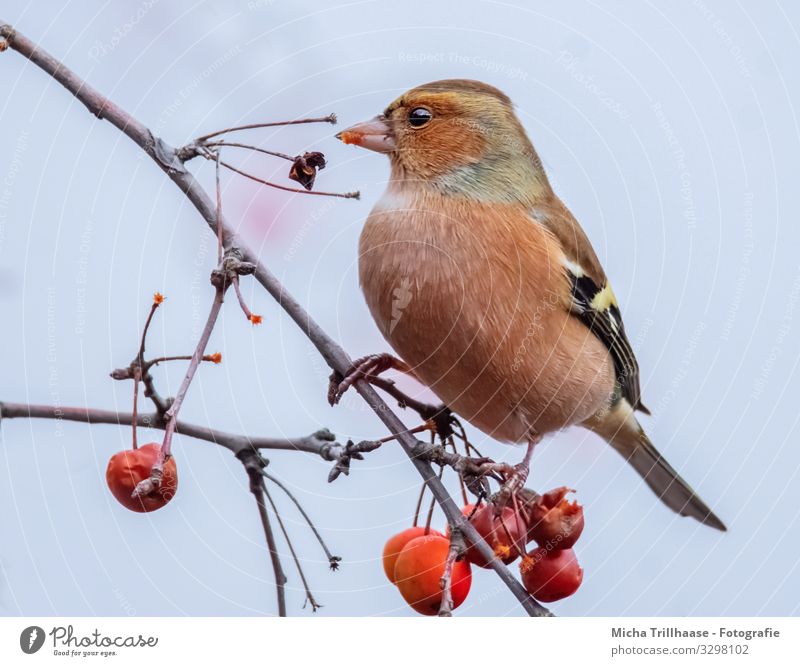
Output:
[334,79,725,531]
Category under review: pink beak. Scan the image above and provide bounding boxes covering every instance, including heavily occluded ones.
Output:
[336,116,395,153]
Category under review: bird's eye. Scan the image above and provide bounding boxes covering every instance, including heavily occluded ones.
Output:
[408,107,432,127]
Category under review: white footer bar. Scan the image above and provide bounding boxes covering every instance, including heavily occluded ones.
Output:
[0,617,796,664]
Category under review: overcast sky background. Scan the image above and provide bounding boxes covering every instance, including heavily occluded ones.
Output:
[1,0,799,617]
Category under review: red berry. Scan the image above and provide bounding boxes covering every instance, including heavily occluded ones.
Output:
[106,443,177,513]
[465,503,527,568]
[520,547,583,602]
[394,534,472,615]
[527,487,585,549]
[382,526,441,584]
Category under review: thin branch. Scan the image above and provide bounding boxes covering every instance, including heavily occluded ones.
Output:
[232,275,261,324]
[0,23,549,617]
[217,158,359,200]
[204,141,295,162]
[145,353,220,368]
[195,115,337,143]
[452,417,484,459]
[326,439,383,482]
[159,286,223,457]
[0,401,359,463]
[137,298,162,362]
[214,150,223,263]
[425,460,445,531]
[262,481,321,611]
[439,526,467,617]
[238,449,287,616]
[131,368,140,450]
[263,471,340,569]
[132,296,163,448]
[370,377,459,440]
[132,283,225,498]
[370,377,438,416]
[141,371,170,415]
[448,434,469,506]
[255,483,288,616]
[412,478,427,529]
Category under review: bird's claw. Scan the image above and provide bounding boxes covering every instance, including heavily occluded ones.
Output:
[493,462,530,511]
[327,353,399,406]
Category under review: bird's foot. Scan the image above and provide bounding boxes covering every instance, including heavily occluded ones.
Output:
[492,438,539,511]
[327,353,407,406]
[493,462,530,511]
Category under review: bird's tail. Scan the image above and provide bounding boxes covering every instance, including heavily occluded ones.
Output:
[585,400,726,531]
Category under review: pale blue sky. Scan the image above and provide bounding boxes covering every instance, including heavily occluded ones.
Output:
[1,0,798,616]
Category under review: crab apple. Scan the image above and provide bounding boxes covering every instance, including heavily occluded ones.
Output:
[464,503,527,568]
[394,534,472,615]
[382,526,442,584]
[527,487,585,550]
[106,443,177,513]
[520,546,583,602]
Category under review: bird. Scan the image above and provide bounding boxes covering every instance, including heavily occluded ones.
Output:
[333,79,725,531]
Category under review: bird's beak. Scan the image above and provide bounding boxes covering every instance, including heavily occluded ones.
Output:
[335,116,395,153]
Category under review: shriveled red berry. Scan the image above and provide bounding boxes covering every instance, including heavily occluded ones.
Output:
[464,502,527,568]
[106,443,177,513]
[527,487,585,549]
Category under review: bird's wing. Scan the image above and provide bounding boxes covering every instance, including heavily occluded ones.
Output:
[531,199,649,414]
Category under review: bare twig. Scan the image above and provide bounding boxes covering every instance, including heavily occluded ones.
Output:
[326,439,383,482]
[131,368,140,450]
[204,141,295,162]
[145,353,220,368]
[141,371,170,415]
[262,481,322,612]
[237,450,287,616]
[131,294,164,448]
[413,439,509,488]
[255,485,287,616]
[439,526,467,617]
[374,423,432,443]
[446,434,470,506]
[217,158,359,200]
[232,275,262,324]
[0,22,549,617]
[132,282,225,499]
[0,402,363,465]
[425,462,445,531]
[137,296,163,362]
[263,471,340,570]
[370,377,458,440]
[214,150,223,263]
[196,115,337,143]
[158,284,223,455]
[412,478,427,529]
[452,417,484,459]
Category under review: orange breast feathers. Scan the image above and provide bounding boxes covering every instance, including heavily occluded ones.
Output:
[357,189,615,442]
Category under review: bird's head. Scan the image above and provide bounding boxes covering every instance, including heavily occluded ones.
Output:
[337,79,551,202]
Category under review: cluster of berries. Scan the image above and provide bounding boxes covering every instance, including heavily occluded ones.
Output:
[383,487,585,614]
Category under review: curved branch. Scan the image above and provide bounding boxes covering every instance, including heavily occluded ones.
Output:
[0,22,548,617]
[216,158,359,200]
